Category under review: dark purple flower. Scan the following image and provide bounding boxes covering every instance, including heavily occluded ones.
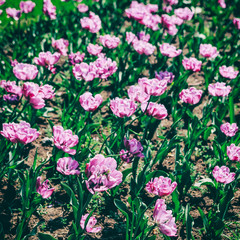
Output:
[155,71,175,84]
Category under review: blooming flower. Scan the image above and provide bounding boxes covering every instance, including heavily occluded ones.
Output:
[146,176,177,196]
[128,85,150,103]
[68,52,85,65]
[36,176,55,199]
[110,98,137,118]
[87,43,103,56]
[6,8,22,20]
[13,63,38,80]
[174,7,194,21]
[179,87,203,105]
[126,32,137,44]
[79,92,103,111]
[138,78,168,96]
[80,214,101,233]
[218,0,226,8]
[57,157,80,175]
[155,71,175,84]
[0,0,5,6]
[141,102,168,120]
[212,166,235,184]
[53,126,79,155]
[20,1,36,13]
[0,121,39,144]
[73,62,97,81]
[85,154,123,194]
[34,51,61,74]
[182,57,202,72]
[227,144,240,161]
[233,18,240,30]
[80,11,101,33]
[219,66,239,79]
[159,43,182,58]
[52,38,69,56]
[77,3,88,13]
[208,82,231,97]
[199,44,219,59]
[99,34,120,49]
[153,199,177,237]
[0,80,22,101]
[220,122,238,137]
[43,0,56,20]
[163,0,178,5]
[132,40,156,55]
[120,138,144,163]
[138,31,150,42]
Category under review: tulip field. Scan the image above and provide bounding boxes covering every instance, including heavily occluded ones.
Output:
[0,0,240,239]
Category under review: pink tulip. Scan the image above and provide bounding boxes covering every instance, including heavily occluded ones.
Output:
[141,102,168,120]
[182,57,202,72]
[220,123,238,137]
[153,199,177,237]
[218,0,226,8]
[0,121,39,144]
[146,176,177,196]
[13,63,38,80]
[20,1,36,13]
[36,176,55,199]
[159,43,182,58]
[77,4,88,13]
[179,87,203,105]
[219,66,239,79]
[127,85,150,103]
[126,32,137,44]
[85,154,122,194]
[57,157,80,175]
[6,8,22,20]
[132,40,156,55]
[212,166,235,184]
[68,52,85,65]
[0,0,5,6]
[52,38,69,56]
[43,0,56,20]
[138,31,150,42]
[99,35,120,49]
[174,7,194,20]
[79,92,103,111]
[80,12,102,33]
[73,62,97,81]
[233,18,240,30]
[87,44,103,56]
[0,80,22,98]
[138,78,167,96]
[110,98,137,118]
[53,126,79,155]
[199,44,219,59]
[80,214,101,233]
[208,82,231,97]
[227,144,240,161]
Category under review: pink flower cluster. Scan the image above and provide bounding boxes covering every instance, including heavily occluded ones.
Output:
[80,12,102,33]
[174,7,194,21]
[179,87,203,105]
[43,0,56,20]
[53,126,79,155]
[87,44,103,56]
[212,166,235,184]
[85,154,123,194]
[141,102,168,120]
[160,43,182,58]
[34,51,61,74]
[208,82,231,97]
[227,144,240,161]
[153,199,177,237]
[13,63,38,80]
[161,14,183,35]
[146,176,177,196]
[20,1,36,13]
[126,32,156,55]
[220,122,238,137]
[0,80,22,103]
[36,176,54,199]
[199,44,219,59]
[182,57,202,72]
[99,35,120,49]
[128,85,150,103]
[52,38,69,56]
[219,66,239,79]
[80,214,101,233]
[68,52,85,65]
[79,92,103,111]
[125,1,161,31]
[57,157,80,175]
[1,121,39,144]
[138,78,168,96]
[6,8,22,20]
[23,82,55,109]
[73,54,117,81]
[110,98,137,118]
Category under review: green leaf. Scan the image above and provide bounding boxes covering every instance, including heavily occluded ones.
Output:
[198,207,209,231]
[38,233,57,240]
[61,182,78,207]
[185,204,194,240]
[114,199,131,216]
